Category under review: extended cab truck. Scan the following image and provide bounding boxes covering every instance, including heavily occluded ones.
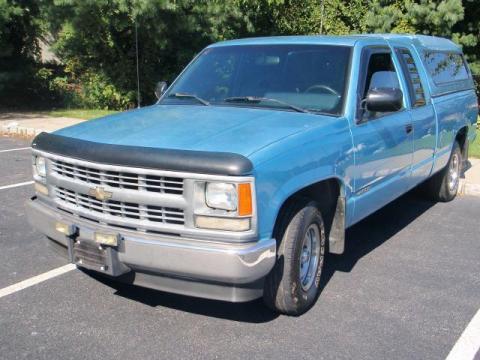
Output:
[26,34,478,315]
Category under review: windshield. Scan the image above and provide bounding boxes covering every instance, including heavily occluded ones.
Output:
[161,44,351,116]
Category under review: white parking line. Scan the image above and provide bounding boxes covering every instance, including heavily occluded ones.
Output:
[446,308,480,360]
[0,264,76,299]
[0,181,34,191]
[0,147,30,153]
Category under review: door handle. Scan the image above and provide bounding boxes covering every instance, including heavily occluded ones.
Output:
[405,124,413,134]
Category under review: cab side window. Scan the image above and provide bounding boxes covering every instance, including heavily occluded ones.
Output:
[362,52,402,119]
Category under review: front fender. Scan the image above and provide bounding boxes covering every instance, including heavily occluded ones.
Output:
[252,131,354,241]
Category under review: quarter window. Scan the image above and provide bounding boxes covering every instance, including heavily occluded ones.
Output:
[423,51,470,85]
[396,48,426,107]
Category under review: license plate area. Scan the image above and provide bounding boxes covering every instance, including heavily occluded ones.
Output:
[73,240,108,270]
[68,238,130,277]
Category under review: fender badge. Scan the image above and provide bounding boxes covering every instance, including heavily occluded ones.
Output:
[356,186,370,196]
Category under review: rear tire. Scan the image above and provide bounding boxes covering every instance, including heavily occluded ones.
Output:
[422,141,462,202]
[263,200,326,316]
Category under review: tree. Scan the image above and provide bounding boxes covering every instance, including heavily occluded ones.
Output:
[41,0,253,108]
[238,0,368,36]
[0,0,45,108]
[0,0,41,59]
[3,0,478,110]
[452,0,480,74]
[365,0,480,74]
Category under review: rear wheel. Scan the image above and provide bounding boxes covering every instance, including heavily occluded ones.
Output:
[263,200,326,315]
[422,141,462,202]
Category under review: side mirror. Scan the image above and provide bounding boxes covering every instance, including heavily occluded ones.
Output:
[365,88,403,113]
[155,81,168,99]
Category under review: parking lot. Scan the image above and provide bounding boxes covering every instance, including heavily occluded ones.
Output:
[0,135,479,360]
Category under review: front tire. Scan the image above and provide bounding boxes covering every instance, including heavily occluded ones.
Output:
[263,200,326,315]
[422,141,462,202]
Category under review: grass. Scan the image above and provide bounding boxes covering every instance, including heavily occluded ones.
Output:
[46,108,119,120]
[470,127,480,159]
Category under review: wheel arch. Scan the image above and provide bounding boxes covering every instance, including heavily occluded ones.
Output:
[272,177,346,254]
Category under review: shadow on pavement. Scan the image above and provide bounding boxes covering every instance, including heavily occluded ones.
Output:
[320,191,435,289]
[88,270,279,323]
[87,190,435,323]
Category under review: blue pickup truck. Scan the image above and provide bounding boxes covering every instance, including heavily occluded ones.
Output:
[27,34,478,315]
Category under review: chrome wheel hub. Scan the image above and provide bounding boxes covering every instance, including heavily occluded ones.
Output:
[299,224,321,291]
[448,153,460,192]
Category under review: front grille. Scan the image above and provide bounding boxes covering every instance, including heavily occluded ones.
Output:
[55,187,185,226]
[51,159,184,195]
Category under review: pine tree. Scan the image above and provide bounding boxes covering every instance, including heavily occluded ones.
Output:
[365,0,479,74]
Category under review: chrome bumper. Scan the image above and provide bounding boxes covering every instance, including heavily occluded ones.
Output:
[26,198,276,301]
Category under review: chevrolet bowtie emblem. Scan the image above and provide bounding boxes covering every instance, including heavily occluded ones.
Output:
[89,186,113,201]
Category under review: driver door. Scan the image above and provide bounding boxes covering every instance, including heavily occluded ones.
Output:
[350,46,414,224]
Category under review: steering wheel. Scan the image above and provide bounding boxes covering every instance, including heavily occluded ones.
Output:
[305,84,340,97]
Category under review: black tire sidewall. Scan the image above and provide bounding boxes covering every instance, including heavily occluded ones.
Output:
[287,204,326,313]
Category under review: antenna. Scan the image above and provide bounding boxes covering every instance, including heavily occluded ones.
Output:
[319,0,325,35]
[135,20,141,108]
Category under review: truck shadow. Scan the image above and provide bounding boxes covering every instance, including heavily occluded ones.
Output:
[89,271,279,323]
[87,190,435,323]
[320,191,435,287]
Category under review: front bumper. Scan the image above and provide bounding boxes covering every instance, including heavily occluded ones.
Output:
[26,197,276,302]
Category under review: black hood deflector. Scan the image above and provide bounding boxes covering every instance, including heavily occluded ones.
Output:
[32,132,253,176]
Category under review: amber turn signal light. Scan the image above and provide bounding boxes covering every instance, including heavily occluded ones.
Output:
[238,183,253,216]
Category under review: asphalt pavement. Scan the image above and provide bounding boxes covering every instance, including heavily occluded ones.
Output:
[0,135,479,360]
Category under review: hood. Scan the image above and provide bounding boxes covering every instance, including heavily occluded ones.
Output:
[54,105,327,158]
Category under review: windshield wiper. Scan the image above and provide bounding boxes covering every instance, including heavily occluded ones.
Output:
[168,92,210,106]
[224,96,310,114]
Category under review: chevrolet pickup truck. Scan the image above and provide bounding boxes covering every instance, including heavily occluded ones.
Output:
[26,34,478,315]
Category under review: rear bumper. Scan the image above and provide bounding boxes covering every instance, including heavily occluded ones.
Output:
[26,197,276,302]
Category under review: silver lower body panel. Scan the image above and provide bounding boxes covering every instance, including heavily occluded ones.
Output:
[26,198,276,302]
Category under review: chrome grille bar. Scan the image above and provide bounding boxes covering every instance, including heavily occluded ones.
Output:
[51,160,184,194]
[55,187,185,225]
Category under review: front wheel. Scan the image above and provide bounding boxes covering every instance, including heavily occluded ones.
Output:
[422,141,462,202]
[263,201,326,315]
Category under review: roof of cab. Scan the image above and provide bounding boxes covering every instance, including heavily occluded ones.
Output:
[357,33,461,52]
[209,34,461,52]
[208,34,473,97]
[208,35,364,47]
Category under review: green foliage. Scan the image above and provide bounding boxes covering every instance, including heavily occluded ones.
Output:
[0,0,45,108]
[238,0,368,36]
[76,72,135,110]
[40,0,253,108]
[365,0,480,74]
[36,68,135,110]
[1,0,479,110]
[470,128,480,158]
[0,0,41,58]
[452,0,480,74]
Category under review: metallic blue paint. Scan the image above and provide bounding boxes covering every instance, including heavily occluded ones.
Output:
[53,34,479,244]
[54,105,327,158]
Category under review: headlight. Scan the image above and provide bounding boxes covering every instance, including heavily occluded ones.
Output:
[205,182,237,211]
[194,181,254,231]
[34,156,46,177]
